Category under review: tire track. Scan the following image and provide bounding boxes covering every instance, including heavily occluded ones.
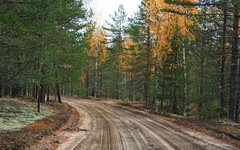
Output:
[62,98,235,150]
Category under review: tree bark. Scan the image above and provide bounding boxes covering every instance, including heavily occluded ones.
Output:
[86,66,90,97]
[0,77,2,98]
[56,83,62,104]
[38,84,46,102]
[62,85,65,96]
[4,86,9,96]
[94,44,99,98]
[35,86,38,98]
[144,22,151,108]
[47,86,50,102]
[220,6,227,118]
[198,58,204,113]
[228,3,239,122]
[183,43,187,117]
[116,67,119,99]
[38,65,46,103]
[32,84,35,97]
[100,70,103,97]
[22,85,26,96]
[161,79,165,107]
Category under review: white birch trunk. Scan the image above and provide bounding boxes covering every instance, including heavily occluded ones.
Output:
[94,45,98,98]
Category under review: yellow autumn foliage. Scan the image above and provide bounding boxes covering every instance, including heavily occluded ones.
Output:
[144,0,198,62]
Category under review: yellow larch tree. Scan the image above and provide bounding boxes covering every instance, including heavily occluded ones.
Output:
[142,0,198,115]
[144,0,197,63]
[82,24,107,97]
[90,26,107,97]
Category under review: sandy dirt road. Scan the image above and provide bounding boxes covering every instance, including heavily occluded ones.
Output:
[57,97,235,150]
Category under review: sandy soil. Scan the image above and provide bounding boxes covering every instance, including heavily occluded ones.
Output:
[46,97,236,150]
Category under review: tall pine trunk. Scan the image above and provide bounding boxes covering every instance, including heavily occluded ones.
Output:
[47,86,50,102]
[198,58,204,114]
[56,83,62,104]
[0,77,2,98]
[62,85,65,96]
[22,85,26,96]
[100,70,103,97]
[228,3,239,122]
[183,43,187,117]
[236,59,240,122]
[220,6,227,118]
[145,23,151,108]
[116,67,119,99]
[86,70,89,97]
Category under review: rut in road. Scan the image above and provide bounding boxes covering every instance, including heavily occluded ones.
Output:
[60,98,235,150]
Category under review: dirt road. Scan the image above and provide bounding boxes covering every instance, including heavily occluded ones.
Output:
[58,97,235,150]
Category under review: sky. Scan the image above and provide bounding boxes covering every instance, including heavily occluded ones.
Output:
[89,0,142,26]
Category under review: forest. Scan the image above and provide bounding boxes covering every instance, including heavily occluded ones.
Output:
[0,0,239,123]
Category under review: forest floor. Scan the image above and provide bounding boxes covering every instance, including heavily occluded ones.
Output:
[0,96,239,150]
[117,100,240,149]
[0,97,74,150]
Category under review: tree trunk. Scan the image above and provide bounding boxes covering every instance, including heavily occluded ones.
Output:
[4,86,9,96]
[116,67,119,99]
[94,45,98,98]
[228,3,239,122]
[47,86,50,102]
[38,96,40,113]
[155,78,160,113]
[133,77,136,101]
[183,43,187,117]
[62,85,65,96]
[155,61,160,113]
[22,85,26,96]
[198,58,204,113]
[0,77,2,98]
[12,85,21,98]
[35,86,38,98]
[172,46,178,114]
[38,65,46,103]
[38,65,46,113]
[69,82,71,96]
[38,84,46,103]
[100,70,103,97]
[86,67,90,97]
[145,22,151,108]
[56,83,62,104]
[161,79,165,107]
[236,60,240,122]
[32,84,36,97]
[220,6,227,118]
[172,81,177,114]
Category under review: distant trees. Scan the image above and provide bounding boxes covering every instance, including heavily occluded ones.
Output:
[82,24,107,98]
[79,1,239,122]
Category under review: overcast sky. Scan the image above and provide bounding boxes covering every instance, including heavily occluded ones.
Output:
[89,0,142,26]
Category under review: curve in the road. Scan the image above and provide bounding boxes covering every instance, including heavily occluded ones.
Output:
[63,98,235,150]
